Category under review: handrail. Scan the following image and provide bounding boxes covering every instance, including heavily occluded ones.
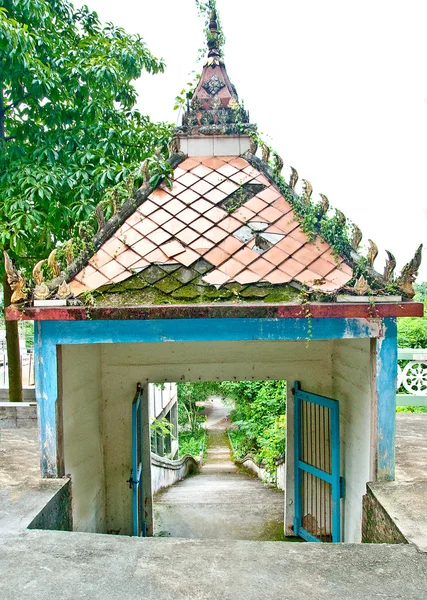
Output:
[396,348,427,406]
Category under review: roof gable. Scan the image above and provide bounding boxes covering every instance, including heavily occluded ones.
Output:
[69,154,352,299]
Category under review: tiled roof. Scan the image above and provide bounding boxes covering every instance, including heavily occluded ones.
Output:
[69,156,353,298]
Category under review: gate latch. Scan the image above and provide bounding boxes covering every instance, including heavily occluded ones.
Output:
[127,472,137,489]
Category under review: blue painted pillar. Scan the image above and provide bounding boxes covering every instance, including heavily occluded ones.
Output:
[34,322,60,477]
[375,317,398,481]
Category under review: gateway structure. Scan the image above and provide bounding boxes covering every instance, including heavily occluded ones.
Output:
[6,11,423,542]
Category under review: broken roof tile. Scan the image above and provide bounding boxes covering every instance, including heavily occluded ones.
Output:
[144,248,171,263]
[295,269,323,286]
[162,240,186,258]
[177,248,200,267]
[255,174,271,187]
[229,171,255,185]
[189,237,215,255]
[202,270,230,286]
[234,269,262,284]
[83,270,110,290]
[175,227,200,245]
[217,179,239,196]
[204,187,227,204]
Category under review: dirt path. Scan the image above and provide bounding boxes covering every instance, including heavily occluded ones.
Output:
[154,397,286,541]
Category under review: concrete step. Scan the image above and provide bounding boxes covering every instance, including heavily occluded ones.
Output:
[1,530,426,600]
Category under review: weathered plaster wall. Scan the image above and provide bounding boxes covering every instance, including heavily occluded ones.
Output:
[61,344,106,533]
[362,485,407,544]
[100,339,332,536]
[332,338,373,543]
[0,402,37,429]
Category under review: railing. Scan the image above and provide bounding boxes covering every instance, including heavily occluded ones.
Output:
[0,348,35,387]
[396,349,427,407]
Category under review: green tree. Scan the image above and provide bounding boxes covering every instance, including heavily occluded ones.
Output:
[0,0,172,399]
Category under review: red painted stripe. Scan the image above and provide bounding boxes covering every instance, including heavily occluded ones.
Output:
[5,302,424,321]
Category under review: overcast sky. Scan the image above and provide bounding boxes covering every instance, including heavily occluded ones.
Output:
[73,0,427,282]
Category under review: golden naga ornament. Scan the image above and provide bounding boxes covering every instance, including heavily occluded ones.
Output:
[32,259,50,301]
[302,179,313,203]
[354,275,369,296]
[397,244,423,298]
[48,249,60,278]
[383,250,396,282]
[367,240,378,268]
[289,166,299,190]
[3,251,27,304]
[57,280,72,300]
[318,194,329,218]
[261,143,270,164]
[351,224,363,251]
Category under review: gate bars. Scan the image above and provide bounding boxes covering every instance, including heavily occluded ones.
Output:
[293,381,342,543]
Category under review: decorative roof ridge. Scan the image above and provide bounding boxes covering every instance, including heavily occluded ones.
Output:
[63,151,187,285]
[243,150,423,298]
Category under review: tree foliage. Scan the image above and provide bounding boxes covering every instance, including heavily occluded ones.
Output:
[0,0,172,275]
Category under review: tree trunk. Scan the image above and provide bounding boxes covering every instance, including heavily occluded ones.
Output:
[3,276,23,402]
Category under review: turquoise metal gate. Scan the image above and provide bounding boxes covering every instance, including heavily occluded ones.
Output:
[294,381,342,542]
[128,383,146,537]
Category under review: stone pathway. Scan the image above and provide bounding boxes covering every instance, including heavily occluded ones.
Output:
[154,396,286,541]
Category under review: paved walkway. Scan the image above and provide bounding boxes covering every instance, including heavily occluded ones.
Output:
[369,413,427,552]
[154,397,286,541]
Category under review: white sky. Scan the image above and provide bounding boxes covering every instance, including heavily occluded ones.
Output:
[73,0,427,281]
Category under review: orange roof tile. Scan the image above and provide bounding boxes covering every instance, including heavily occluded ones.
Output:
[69,156,353,296]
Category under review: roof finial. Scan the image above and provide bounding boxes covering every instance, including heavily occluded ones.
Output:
[207,7,221,59]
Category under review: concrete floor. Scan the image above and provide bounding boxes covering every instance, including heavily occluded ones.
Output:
[1,412,427,598]
[368,413,427,552]
[154,397,285,540]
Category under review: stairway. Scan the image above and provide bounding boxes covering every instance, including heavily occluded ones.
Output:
[154,397,285,541]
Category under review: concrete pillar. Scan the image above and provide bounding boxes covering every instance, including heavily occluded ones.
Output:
[372,318,398,481]
[142,384,153,536]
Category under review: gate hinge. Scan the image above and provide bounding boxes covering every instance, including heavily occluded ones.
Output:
[340,476,345,498]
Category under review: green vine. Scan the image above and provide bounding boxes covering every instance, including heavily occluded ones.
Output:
[195,0,226,61]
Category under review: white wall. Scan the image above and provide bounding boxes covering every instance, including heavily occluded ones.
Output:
[332,338,373,542]
[61,344,106,533]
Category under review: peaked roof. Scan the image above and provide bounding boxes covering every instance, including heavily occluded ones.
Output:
[68,154,352,299]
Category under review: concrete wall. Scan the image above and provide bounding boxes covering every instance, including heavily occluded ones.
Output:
[331,338,373,542]
[0,388,35,402]
[28,479,73,532]
[151,453,201,494]
[0,402,37,429]
[238,456,285,490]
[61,344,106,533]
[362,484,407,544]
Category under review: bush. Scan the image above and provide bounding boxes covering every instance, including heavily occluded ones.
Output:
[178,429,207,458]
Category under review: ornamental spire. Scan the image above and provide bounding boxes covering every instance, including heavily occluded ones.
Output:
[207,9,221,62]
